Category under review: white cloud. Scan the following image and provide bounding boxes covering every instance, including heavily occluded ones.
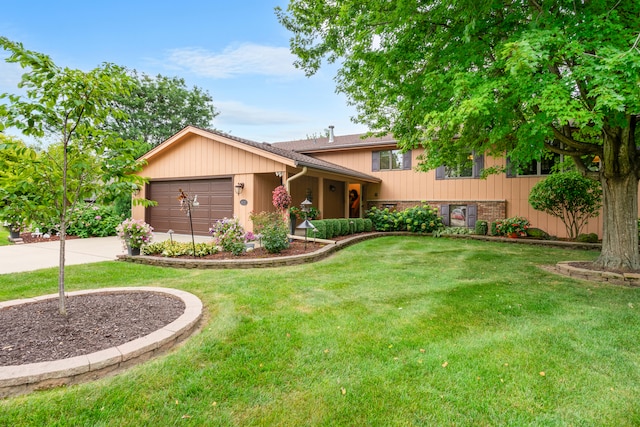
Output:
[166,43,301,79]
[214,100,307,127]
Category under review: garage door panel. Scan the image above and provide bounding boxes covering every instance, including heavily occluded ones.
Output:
[148,178,233,235]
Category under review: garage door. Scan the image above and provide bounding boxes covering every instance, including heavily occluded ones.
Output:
[147,178,233,235]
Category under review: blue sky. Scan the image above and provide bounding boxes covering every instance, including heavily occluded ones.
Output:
[0,1,368,143]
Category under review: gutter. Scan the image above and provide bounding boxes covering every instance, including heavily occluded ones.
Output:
[285,166,308,193]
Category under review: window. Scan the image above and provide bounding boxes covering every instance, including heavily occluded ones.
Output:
[440,204,477,228]
[435,152,484,180]
[507,152,561,177]
[372,150,412,171]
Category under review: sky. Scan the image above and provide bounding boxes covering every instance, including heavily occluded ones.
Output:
[0,1,368,143]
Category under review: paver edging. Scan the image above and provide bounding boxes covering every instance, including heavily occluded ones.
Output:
[0,287,203,399]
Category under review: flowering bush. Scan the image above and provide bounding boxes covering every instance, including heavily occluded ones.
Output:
[67,203,124,237]
[116,218,153,249]
[142,240,219,257]
[209,216,247,255]
[495,216,530,237]
[272,185,292,212]
[290,206,320,220]
[366,204,443,233]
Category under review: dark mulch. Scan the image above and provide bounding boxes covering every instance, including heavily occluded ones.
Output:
[13,232,80,244]
[0,292,185,366]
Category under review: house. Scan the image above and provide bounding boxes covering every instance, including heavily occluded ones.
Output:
[133,125,604,238]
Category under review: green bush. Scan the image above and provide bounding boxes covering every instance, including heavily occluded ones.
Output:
[490,221,499,236]
[327,219,341,238]
[526,227,550,239]
[261,216,290,254]
[67,203,124,238]
[338,218,350,235]
[364,218,373,232]
[366,204,443,233]
[474,220,488,235]
[576,233,599,243]
[309,220,327,239]
[354,218,365,233]
[433,227,473,237]
[142,240,219,257]
[210,217,248,255]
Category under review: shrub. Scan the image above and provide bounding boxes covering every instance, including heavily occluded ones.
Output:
[529,171,602,239]
[143,240,219,257]
[309,220,327,239]
[402,204,443,233]
[210,217,247,256]
[576,233,599,243]
[338,218,350,235]
[526,227,551,239]
[327,219,341,238]
[261,215,290,254]
[495,216,530,237]
[366,204,443,233]
[354,218,365,233]
[490,221,499,236]
[67,203,124,238]
[474,220,488,235]
[433,227,473,237]
[363,218,373,232]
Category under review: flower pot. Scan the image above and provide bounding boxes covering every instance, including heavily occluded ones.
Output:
[507,232,519,238]
[128,246,141,256]
[9,230,20,239]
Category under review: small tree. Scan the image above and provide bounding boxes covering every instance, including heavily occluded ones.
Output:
[0,37,150,315]
[529,171,602,240]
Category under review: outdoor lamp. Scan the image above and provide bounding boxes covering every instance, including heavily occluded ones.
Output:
[234,182,244,195]
[300,198,312,213]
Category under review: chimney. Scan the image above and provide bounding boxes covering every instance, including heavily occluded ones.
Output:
[328,125,335,143]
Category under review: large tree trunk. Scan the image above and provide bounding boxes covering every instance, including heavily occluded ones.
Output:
[594,122,640,271]
[596,174,640,271]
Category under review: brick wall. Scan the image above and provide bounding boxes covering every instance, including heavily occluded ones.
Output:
[366,200,506,224]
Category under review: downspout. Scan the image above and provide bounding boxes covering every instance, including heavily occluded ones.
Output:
[285,166,308,193]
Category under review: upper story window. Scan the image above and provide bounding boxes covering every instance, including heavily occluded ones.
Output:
[372,149,412,171]
[435,151,484,179]
[507,152,561,177]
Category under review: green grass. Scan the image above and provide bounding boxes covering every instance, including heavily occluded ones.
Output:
[2,236,640,426]
[0,227,10,246]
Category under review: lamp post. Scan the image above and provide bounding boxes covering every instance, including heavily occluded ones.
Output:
[178,189,199,258]
[296,198,316,249]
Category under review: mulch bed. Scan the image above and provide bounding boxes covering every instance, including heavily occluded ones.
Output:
[13,232,79,244]
[161,239,329,260]
[0,292,185,366]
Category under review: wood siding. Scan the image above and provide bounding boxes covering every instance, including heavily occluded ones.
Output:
[310,149,607,238]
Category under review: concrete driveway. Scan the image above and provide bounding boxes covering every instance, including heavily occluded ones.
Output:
[0,233,211,275]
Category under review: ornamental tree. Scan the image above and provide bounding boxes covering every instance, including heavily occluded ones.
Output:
[0,38,150,314]
[277,1,640,271]
[529,171,602,240]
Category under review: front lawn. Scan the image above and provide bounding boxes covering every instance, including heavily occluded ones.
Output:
[2,236,639,426]
[0,227,10,246]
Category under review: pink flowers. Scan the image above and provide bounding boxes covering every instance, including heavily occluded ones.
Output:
[272,185,292,212]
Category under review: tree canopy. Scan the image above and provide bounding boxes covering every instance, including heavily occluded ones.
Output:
[277,0,640,270]
[105,71,218,155]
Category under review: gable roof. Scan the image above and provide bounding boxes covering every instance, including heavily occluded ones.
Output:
[272,132,397,154]
[141,126,381,183]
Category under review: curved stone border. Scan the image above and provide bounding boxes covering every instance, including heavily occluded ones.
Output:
[555,261,640,286]
[118,232,602,270]
[117,232,395,269]
[0,287,203,399]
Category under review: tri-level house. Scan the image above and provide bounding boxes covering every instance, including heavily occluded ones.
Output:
[133,125,603,238]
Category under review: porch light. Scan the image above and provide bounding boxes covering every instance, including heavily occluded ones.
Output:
[234,182,245,195]
[300,198,313,213]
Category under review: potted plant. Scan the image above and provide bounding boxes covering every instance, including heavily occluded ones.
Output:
[495,216,530,238]
[116,218,153,255]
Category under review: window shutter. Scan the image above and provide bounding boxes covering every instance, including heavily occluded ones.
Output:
[372,151,380,172]
[435,166,445,180]
[473,153,484,178]
[467,204,477,228]
[402,151,412,170]
[506,156,514,178]
[440,204,450,226]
